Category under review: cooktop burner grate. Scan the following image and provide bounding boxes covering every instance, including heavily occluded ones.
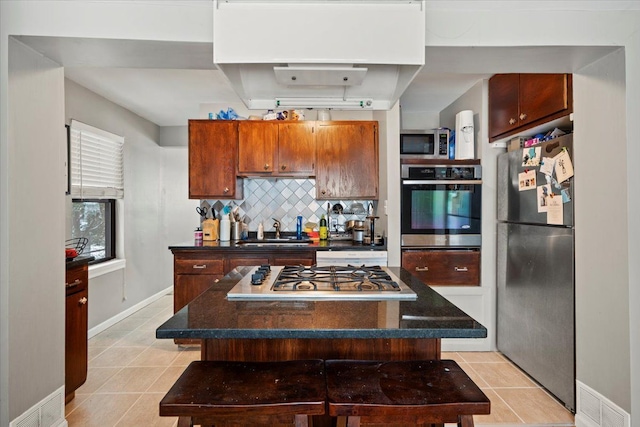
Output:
[272,265,402,292]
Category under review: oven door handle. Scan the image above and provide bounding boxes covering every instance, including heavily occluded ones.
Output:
[401,180,482,185]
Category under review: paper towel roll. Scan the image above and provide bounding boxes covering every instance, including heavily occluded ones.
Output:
[455,110,475,160]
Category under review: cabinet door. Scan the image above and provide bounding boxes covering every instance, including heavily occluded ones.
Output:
[277,122,316,175]
[402,250,480,286]
[174,275,223,312]
[238,121,278,174]
[189,120,241,199]
[227,255,270,272]
[518,73,570,127]
[272,255,315,266]
[316,122,379,199]
[488,74,520,139]
[66,287,88,397]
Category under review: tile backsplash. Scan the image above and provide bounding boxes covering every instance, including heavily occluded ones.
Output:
[203,178,373,233]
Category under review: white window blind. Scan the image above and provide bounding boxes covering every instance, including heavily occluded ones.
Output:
[70,120,124,199]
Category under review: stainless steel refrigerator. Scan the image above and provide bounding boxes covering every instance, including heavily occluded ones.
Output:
[496,133,575,412]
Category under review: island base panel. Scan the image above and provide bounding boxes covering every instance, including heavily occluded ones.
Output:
[202,338,441,362]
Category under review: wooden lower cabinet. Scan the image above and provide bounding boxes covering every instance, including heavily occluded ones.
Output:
[171,249,317,342]
[401,249,480,286]
[65,263,89,403]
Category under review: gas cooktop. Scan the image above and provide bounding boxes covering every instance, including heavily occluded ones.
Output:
[226,265,417,301]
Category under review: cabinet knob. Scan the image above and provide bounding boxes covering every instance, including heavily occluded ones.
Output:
[455,266,469,272]
[281,165,287,171]
[321,190,327,195]
[264,163,270,170]
[79,297,88,305]
[223,187,229,194]
[415,266,429,272]
[519,113,527,120]
[509,118,516,125]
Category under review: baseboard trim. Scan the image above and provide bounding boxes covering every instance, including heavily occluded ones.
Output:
[88,285,172,339]
[10,385,66,427]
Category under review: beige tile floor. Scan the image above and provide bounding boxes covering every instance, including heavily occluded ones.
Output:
[65,293,575,427]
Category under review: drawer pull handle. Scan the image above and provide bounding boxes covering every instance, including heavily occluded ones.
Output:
[65,278,82,288]
[415,266,429,272]
[193,265,207,269]
[455,266,469,272]
[79,297,88,305]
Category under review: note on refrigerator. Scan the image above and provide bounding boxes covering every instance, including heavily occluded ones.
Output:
[539,157,555,176]
[554,149,574,183]
[547,194,564,224]
[522,146,542,167]
[537,184,551,212]
[518,169,537,191]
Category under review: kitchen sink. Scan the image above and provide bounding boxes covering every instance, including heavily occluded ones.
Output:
[238,238,312,245]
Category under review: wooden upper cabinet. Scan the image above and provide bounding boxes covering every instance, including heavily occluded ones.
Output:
[489,73,572,142]
[278,122,316,175]
[238,121,278,173]
[189,120,242,199]
[238,121,316,177]
[316,121,379,200]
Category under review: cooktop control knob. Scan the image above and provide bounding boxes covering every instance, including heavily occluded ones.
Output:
[251,273,264,285]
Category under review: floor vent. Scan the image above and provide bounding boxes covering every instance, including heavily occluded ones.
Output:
[576,380,630,427]
[10,386,66,427]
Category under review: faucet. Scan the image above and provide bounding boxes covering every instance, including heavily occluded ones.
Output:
[272,218,281,239]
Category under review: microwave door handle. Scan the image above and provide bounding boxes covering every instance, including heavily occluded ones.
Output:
[401,180,482,185]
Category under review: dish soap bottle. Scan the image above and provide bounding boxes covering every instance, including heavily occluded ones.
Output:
[319,214,328,241]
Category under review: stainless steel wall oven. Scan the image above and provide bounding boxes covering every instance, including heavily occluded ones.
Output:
[401,164,482,247]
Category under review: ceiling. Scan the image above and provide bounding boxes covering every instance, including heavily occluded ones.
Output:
[17,36,619,127]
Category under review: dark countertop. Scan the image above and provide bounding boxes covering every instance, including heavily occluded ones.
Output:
[169,239,387,252]
[156,266,486,340]
[65,255,95,269]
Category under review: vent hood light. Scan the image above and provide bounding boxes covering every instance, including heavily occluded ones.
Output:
[274,65,368,86]
[275,98,373,109]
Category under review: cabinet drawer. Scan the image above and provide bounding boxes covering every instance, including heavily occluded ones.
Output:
[66,264,88,295]
[175,258,224,275]
[402,250,480,286]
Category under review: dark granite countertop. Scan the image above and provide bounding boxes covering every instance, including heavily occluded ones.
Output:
[156,266,486,340]
[65,255,95,269]
[169,239,387,252]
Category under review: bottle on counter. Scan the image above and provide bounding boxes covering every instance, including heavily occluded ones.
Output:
[319,214,328,240]
[219,213,231,242]
[257,222,264,240]
[296,216,303,240]
[194,227,203,241]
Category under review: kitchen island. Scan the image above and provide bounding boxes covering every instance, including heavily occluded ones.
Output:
[157,266,486,361]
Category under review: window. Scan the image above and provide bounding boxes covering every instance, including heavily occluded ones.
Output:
[71,199,116,262]
[69,120,124,264]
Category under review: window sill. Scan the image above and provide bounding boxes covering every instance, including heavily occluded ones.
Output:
[89,258,126,279]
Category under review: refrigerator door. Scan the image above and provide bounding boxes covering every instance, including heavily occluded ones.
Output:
[497,134,573,226]
[497,222,575,411]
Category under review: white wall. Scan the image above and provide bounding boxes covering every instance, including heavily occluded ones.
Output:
[65,79,197,330]
[4,38,66,424]
[574,48,630,412]
[436,79,499,352]
[2,1,640,425]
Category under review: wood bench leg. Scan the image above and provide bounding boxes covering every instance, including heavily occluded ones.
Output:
[458,415,475,427]
[346,416,361,427]
[177,416,192,427]
[294,414,310,427]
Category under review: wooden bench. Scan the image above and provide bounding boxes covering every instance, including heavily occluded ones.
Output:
[325,359,491,427]
[159,360,326,427]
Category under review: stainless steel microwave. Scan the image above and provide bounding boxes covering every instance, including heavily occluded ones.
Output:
[400,129,450,159]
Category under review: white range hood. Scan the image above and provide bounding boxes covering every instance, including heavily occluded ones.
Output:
[213,0,425,110]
